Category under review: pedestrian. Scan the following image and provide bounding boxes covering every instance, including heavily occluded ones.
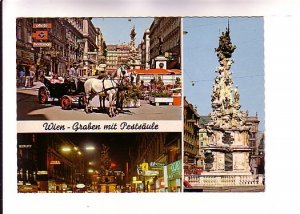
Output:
[69,66,75,76]
[24,66,30,88]
[19,66,25,87]
[29,65,36,87]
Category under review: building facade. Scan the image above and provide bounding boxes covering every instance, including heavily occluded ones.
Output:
[128,133,182,192]
[246,114,264,175]
[184,97,201,175]
[16,18,100,79]
[17,133,86,193]
[82,18,99,76]
[141,29,151,69]
[149,17,181,69]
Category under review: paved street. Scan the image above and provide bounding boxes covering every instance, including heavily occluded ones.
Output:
[17,82,182,120]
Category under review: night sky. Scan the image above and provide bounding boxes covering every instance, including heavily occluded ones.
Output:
[63,133,135,171]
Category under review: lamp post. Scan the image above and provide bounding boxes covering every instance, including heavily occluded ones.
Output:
[61,146,84,192]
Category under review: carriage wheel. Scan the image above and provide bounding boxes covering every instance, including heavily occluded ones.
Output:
[61,95,72,110]
[78,93,85,109]
[38,87,48,104]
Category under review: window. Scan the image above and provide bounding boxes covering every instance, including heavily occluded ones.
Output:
[224,153,233,171]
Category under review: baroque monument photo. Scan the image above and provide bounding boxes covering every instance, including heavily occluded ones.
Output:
[183,18,265,192]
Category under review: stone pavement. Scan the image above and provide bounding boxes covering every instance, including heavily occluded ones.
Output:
[17,81,182,121]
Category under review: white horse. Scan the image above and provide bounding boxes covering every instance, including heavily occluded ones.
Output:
[84,65,129,117]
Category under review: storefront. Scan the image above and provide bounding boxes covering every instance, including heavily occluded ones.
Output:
[16,48,36,71]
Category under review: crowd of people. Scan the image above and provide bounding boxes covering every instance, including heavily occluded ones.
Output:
[16,64,37,88]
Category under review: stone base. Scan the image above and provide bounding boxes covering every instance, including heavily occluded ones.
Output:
[201,171,252,176]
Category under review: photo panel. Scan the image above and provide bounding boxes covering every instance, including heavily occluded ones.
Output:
[183,17,265,192]
[16,17,182,122]
[17,132,182,193]
[15,17,183,194]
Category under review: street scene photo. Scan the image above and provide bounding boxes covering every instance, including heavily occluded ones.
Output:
[17,132,182,193]
[183,17,265,192]
[16,17,182,120]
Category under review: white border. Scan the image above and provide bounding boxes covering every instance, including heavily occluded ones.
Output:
[4,0,300,214]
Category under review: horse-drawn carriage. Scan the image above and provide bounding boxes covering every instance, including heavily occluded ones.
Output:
[37,65,132,117]
[38,75,86,110]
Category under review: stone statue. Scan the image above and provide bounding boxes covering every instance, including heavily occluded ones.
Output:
[233,86,240,104]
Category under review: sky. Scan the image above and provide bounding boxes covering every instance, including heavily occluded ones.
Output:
[65,133,132,171]
[92,17,154,45]
[183,17,264,131]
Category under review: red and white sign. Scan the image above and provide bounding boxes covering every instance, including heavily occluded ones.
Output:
[33,42,52,48]
[32,30,48,40]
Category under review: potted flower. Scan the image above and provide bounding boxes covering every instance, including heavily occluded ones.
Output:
[123,85,142,108]
[149,89,173,106]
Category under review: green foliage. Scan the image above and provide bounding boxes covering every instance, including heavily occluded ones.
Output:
[150,90,172,97]
[125,85,142,101]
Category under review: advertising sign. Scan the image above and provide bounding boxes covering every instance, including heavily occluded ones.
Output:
[33,42,52,48]
[33,23,52,28]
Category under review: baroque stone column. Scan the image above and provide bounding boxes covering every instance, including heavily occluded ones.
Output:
[203,25,251,176]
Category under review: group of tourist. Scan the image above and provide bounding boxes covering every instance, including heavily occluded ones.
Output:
[16,64,36,88]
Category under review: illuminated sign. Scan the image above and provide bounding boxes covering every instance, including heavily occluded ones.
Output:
[18,145,32,148]
[50,161,61,165]
[37,171,48,175]
[167,160,182,180]
[150,162,165,167]
[141,163,149,171]
[76,184,85,189]
[143,170,159,176]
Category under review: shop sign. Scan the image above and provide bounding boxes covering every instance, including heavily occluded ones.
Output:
[33,23,52,28]
[167,160,182,180]
[141,162,149,171]
[33,30,49,40]
[150,162,165,167]
[18,145,32,148]
[76,184,85,189]
[143,170,159,176]
[37,171,48,175]
[50,160,61,165]
[137,166,143,175]
[17,50,35,61]
[33,42,52,48]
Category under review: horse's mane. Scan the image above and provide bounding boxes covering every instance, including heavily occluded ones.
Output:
[111,66,124,79]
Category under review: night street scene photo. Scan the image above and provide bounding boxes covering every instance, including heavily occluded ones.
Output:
[16,17,182,120]
[183,17,265,192]
[17,132,182,193]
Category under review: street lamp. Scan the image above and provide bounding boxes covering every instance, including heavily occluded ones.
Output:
[85,146,95,151]
[62,147,71,152]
